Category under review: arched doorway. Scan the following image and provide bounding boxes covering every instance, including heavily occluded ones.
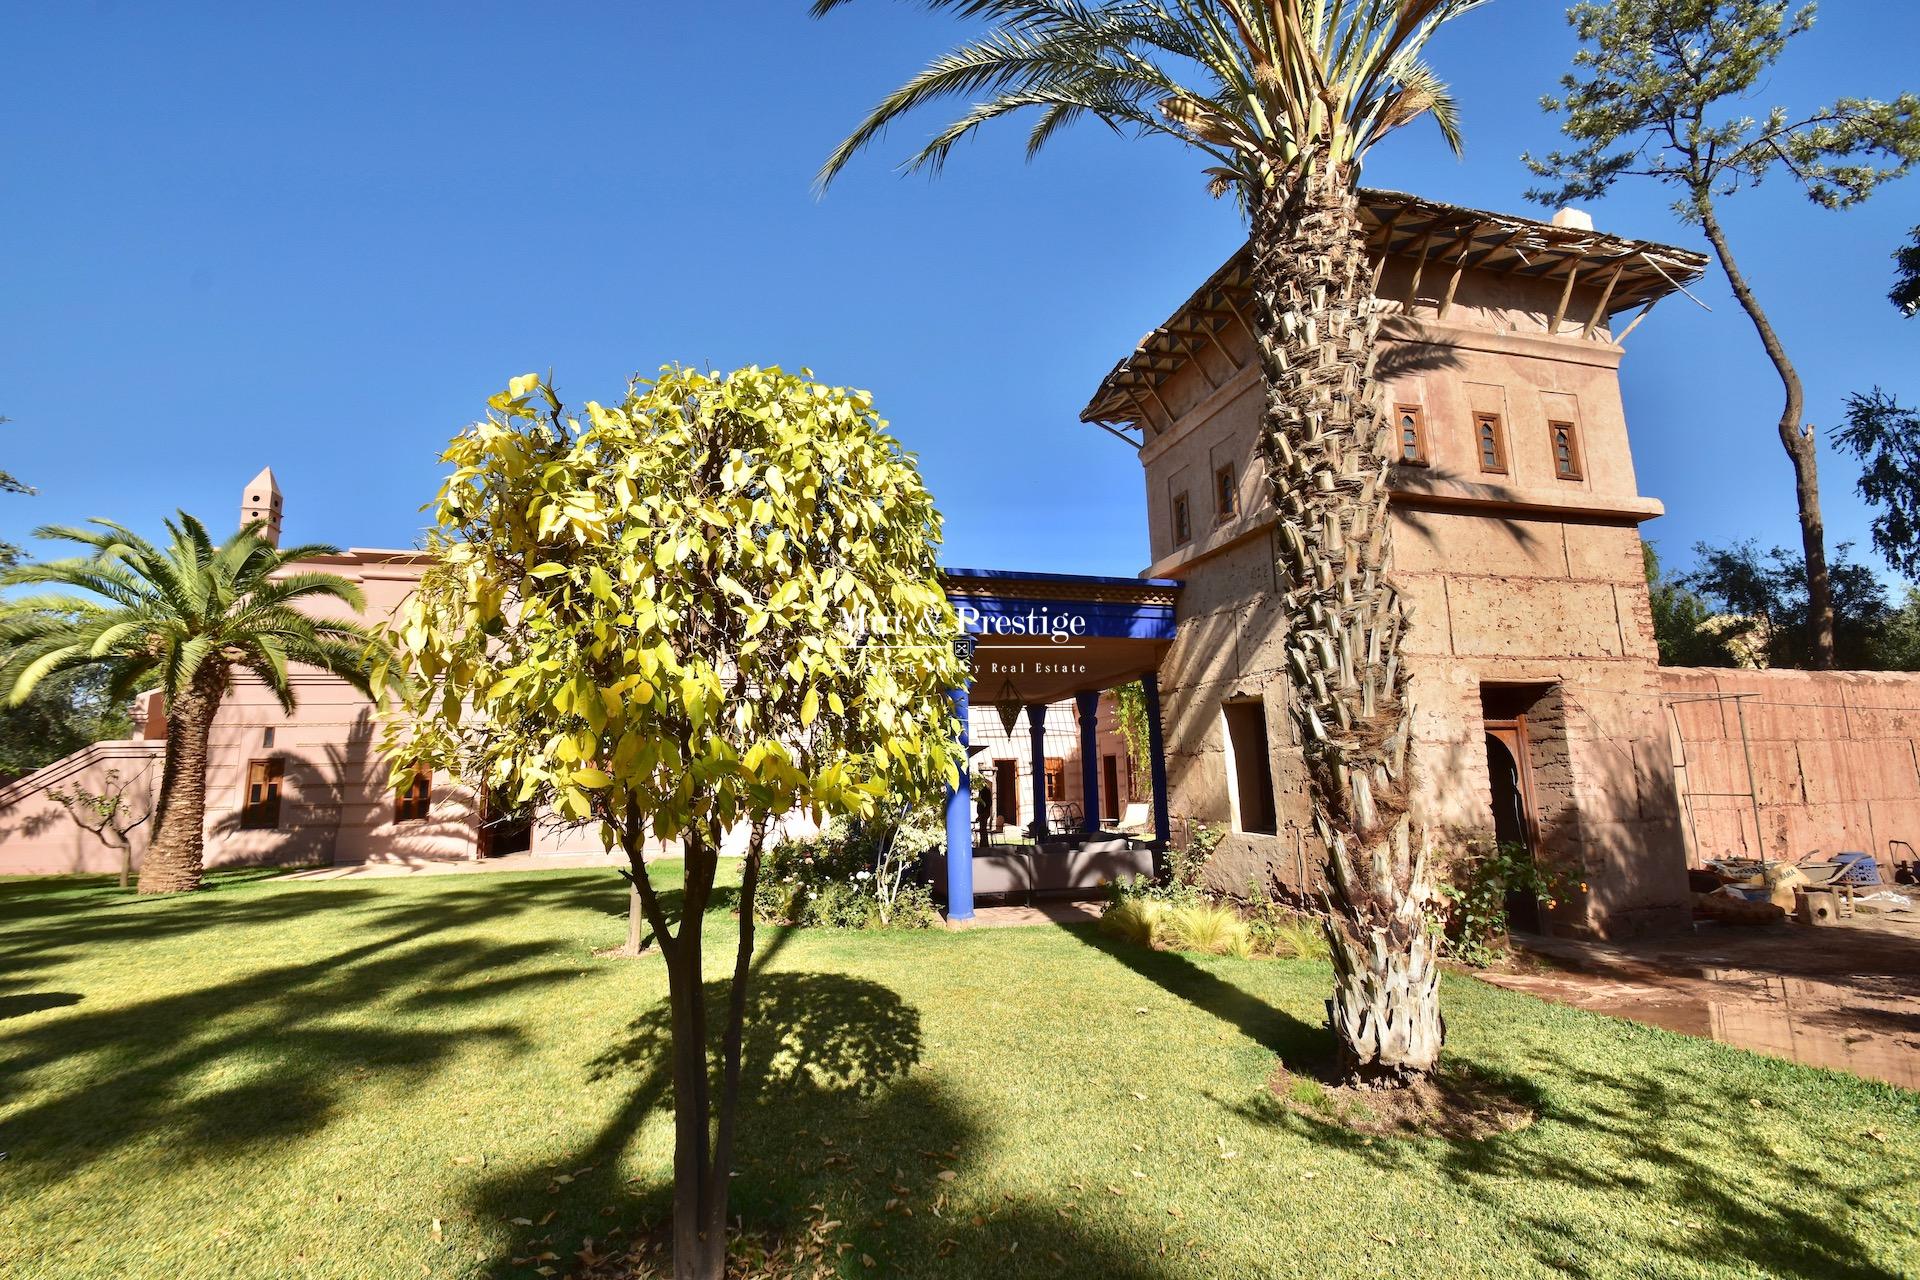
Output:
[1483,721,1542,934]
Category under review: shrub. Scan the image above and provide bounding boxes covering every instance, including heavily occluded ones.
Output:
[1242,881,1331,961]
[1163,902,1254,958]
[1097,898,1168,949]
[753,811,942,931]
[1168,820,1224,890]
[1435,838,1576,967]
[1256,913,1329,962]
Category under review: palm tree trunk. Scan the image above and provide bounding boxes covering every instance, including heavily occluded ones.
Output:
[1249,167,1442,1086]
[139,668,223,894]
[1697,201,1836,669]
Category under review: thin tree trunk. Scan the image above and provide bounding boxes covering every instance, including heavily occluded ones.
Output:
[1698,202,1835,669]
[702,821,765,1257]
[139,668,223,894]
[1249,167,1442,1086]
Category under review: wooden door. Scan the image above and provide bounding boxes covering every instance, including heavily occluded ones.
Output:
[1483,718,1542,933]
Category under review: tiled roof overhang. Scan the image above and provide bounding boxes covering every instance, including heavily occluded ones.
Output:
[1080,188,1709,428]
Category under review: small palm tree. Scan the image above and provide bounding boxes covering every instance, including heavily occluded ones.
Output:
[816,0,1488,1084]
[0,514,380,894]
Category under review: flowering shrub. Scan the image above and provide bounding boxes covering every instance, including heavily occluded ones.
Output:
[753,811,941,930]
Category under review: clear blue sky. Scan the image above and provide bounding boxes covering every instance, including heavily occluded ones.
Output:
[3,2,1915,583]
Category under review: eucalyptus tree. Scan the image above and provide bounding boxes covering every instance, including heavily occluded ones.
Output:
[0,516,378,893]
[1526,0,1920,670]
[814,0,1491,1085]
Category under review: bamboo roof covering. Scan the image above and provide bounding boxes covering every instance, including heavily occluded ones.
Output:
[1081,188,1709,430]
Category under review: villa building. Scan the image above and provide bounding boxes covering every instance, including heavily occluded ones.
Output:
[1078,190,1713,936]
[14,191,1920,939]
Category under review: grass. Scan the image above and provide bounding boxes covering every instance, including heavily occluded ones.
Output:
[2,865,1917,1280]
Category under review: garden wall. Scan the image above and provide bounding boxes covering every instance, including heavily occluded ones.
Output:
[1663,667,1920,867]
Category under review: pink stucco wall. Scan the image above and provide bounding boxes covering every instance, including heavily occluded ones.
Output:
[0,541,1126,875]
[1664,667,1920,867]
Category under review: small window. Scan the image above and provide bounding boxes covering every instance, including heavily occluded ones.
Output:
[1213,463,1237,519]
[1474,412,1509,476]
[1044,757,1065,801]
[1394,404,1429,465]
[1222,701,1277,835]
[1549,420,1584,481]
[262,726,275,748]
[1172,491,1192,546]
[396,766,432,823]
[241,759,284,830]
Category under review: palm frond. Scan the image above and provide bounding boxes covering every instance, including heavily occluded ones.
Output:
[817,0,1489,199]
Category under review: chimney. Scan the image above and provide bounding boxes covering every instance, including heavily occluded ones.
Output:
[1551,207,1595,232]
[241,466,283,546]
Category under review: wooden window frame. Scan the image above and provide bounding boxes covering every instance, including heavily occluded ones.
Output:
[1044,757,1066,802]
[1474,411,1510,476]
[1393,403,1430,466]
[1213,463,1237,519]
[1171,491,1192,546]
[240,758,284,831]
[1548,419,1585,481]
[395,765,432,824]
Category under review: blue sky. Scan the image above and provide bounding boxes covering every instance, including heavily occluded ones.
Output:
[2,2,1915,583]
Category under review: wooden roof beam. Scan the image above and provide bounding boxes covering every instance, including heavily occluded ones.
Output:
[1549,256,1584,335]
[1613,299,1659,344]
[1435,229,1478,323]
[1403,229,1437,309]
[1582,263,1626,340]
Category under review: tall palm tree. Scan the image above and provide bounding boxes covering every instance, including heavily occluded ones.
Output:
[815,0,1487,1084]
[0,514,380,894]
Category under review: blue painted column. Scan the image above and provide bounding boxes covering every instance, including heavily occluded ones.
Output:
[944,681,974,922]
[1076,691,1102,833]
[1143,672,1172,865]
[1026,703,1049,842]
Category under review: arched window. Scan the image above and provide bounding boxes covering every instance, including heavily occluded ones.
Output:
[1474,412,1509,475]
[1549,420,1584,480]
[1395,404,1429,465]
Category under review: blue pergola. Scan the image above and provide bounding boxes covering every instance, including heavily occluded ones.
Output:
[940,568,1182,921]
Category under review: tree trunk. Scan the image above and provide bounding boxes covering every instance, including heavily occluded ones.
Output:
[622,817,730,1280]
[702,823,765,1256]
[1248,167,1443,1086]
[1698,202,1836,669]
[139,667,224,894]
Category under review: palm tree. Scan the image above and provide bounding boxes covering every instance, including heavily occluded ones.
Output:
[0,514,380,894]
[815,0,1487,1084]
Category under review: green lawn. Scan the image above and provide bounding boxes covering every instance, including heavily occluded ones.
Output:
[2,866,1916,1280]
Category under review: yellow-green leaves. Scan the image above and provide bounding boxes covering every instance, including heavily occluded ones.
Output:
[378,365,967,854]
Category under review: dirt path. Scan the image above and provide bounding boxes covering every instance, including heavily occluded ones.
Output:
[1479,905,1920,1091]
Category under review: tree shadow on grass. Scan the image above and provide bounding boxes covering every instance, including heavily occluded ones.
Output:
[464,963,1187,1279]
[0,867,631,997]
[1234,1039,1920,1280]
[1062,921,1331,1064]
[0,871,645,1191]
